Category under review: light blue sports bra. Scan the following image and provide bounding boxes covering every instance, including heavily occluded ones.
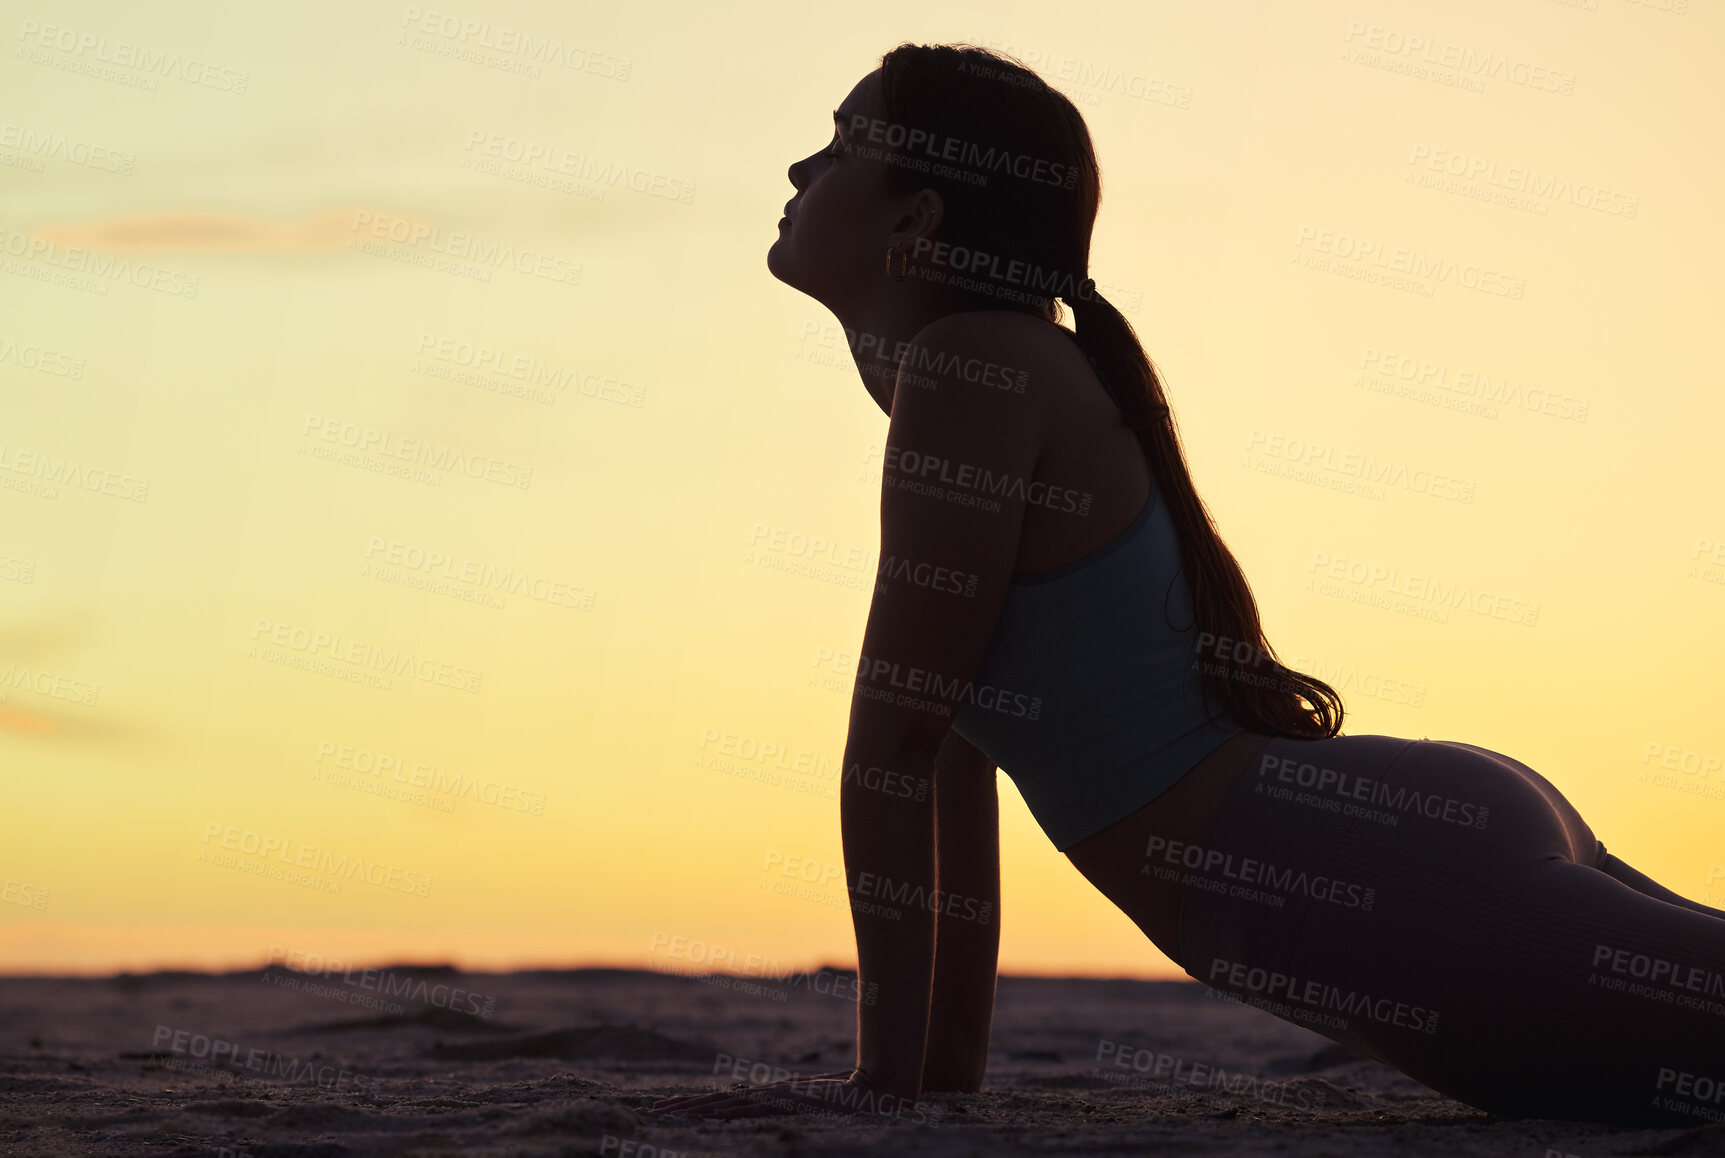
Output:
[949,483,1246,850]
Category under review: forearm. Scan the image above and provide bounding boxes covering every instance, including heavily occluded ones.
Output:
[923,908,999,1089]
[922,749,1000,1091]
[841,742,938,1100]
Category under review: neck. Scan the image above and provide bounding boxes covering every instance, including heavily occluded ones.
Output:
[829,277,967,417]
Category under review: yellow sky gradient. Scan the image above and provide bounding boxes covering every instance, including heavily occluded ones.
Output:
[1,0,1721,979]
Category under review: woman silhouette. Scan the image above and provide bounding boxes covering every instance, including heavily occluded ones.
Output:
[654,42,1725,1128]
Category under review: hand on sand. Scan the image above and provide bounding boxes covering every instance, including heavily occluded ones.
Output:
[650,1068,916,1120]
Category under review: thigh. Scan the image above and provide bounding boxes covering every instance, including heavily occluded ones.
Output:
[1329,849,1725,1126]
[1188,735,1725,1125]
[1178,732,1591,975]
[1242,738,1725,1125]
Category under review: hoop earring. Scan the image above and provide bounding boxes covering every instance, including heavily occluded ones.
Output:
[885,246,909,281]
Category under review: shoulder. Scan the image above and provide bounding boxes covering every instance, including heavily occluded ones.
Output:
[899,309,1083,403]
[907,309,1079,363]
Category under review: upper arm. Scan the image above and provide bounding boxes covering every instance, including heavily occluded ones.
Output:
[846,312,1052,762]
[936,726,997,782]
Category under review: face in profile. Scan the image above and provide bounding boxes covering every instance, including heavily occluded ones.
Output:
[767,69,927,312]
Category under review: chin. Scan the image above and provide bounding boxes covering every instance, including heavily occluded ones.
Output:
[765,242,811,295]
[765,238,790,283]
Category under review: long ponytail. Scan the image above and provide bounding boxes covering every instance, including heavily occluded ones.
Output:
[878,41,1345,740]
[1066,290,1343,738]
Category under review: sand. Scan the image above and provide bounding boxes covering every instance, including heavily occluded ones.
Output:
[0,964,1719,1156]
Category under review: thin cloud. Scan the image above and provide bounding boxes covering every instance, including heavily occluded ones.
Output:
[0,704,58,734]
[30,209,430,253]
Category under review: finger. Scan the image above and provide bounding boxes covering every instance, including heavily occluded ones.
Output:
[708,1092,811,1120]
[654,1080,817,1118]
[654,1098,742,1116]
[661,1090,770,1117]
[710,1102,790,1120]
[674,1089,803,1120]
[651,1085,755,1108]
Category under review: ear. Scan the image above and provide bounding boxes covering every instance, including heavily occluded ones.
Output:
[888,187,945,250]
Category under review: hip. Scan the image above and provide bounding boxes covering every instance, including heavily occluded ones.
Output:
[1063,728,1279,963]
[1178,733,1605,977]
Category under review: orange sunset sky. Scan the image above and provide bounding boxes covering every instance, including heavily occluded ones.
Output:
[1,0,1721,979]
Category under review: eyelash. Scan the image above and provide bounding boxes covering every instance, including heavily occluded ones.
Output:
[823,136,842,158]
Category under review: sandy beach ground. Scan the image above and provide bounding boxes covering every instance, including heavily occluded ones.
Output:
[0,965,1718,1157]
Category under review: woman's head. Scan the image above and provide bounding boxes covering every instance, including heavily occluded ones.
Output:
[772,43,1344,741]
[768,44,1100,322]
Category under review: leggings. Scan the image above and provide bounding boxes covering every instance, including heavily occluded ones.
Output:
[1175,733,1725,1126]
